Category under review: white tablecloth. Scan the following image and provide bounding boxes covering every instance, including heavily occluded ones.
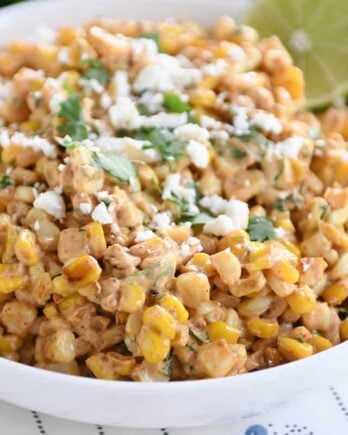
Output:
[0,378,347,435]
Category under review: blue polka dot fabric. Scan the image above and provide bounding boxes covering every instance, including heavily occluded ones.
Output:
[0,382,347,435]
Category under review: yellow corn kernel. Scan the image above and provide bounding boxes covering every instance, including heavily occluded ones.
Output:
[273,65,304,100]
[159,293,189,324]
[247,318,279,339]
[248,242,267,261]
[58,294,86,317]
[340,319,348,341]
[283,240,301,258]
[0,335,23,352]
[286,285,316,315]
[185,252,215,275]
[190,89,216,107]
[199,75,220,89]
[43,330,75,364]
[83,222,106,259]
[271,261,299,284]
[2,145,21,163]
[21,119,40,133]
[218,231,249,258]
[276,218,295,232]
[118,282,145,313]
[43,303,59,320]
[86,354,118,380]
[322,283,348,305]
[138,325,171,363]
[143,305,176,340]
[0,264,28,294]
[63,255,101,288]
[53,274,75,297]
[310,335,332,353]
[278,336,313,361]
[207,320,240,344]
[15,229,40,266]
[86,353,136,380]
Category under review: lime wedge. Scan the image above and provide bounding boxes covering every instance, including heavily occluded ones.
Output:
[245,0,348,109]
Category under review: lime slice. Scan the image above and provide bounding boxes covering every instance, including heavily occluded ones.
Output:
[245,0,348,109]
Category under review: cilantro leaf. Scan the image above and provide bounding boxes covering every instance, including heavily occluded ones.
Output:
[137,128,185,161]
[163,93,192,113]
[55,136,78,149]
[247,216,276,242]
[189,212,213,226]
[57,93,88,140]
[237,127,271,148]
[139,32,162,51]
[93,151,136,183]
[83,59,110,84]
[230,145,247,160]
[0,175,12,189]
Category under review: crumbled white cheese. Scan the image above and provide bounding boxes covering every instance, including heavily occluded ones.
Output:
[33,220,40,231]
[174,123,209,142]
[138,91,164,114]
[33,191,66,221]
[58,164,66,172]
[96,190,110,202]
[202,59,227,76]
[203,215,236,236]
[210,130,230,142]
[139,112,188,129]
[108,97,140,130]
[273,136,304,159]
[112,70,130,98]
[186,140,209,169]
[57,47,71,65]
[111,223,120,234]
[250,112,283,135]
[135,229,157,243]
[49,93,65,114]
[200,115,222,130]
[79,78,104,95]
[0,131,57,158]
[199,194,227,215]
[53,185,63,195]
[79,202,92,215]
[231,105,249,136]
[162,173,199,214]
[131,37,158,61]
[151,212,172,231]
[227,43,246,62]
[200,195,249,230]
[5,166,13,175]
[179,236,203,257]
[100,93,112,109]
[91,202,113,224]
[274,227,287,238]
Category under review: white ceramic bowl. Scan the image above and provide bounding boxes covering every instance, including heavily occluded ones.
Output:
[0,0,347,428]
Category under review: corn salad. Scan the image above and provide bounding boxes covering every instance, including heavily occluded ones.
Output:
[0,16,346,381]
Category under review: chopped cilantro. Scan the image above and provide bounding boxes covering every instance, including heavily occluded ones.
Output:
[0,175,12,189]
[247,215,276,242]
[34,94,42,109]
[163,93,192,113]
[93,151,136,183]
[136,103,153,116]
[189,212,213,226]
[294,337,304,343]
[139,32,162,51]
[320,204,329,220]
[230,145,247,160]
[83,58,110,84]
[274,159,285,183]
[189,327,209,343]
[137,127,185,162]
[57,93,88,140]
[237,127,271,148]
[55,136,78,149]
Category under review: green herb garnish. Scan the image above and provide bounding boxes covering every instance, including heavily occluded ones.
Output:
[247,215,276,242]
[55,136,78,149]
[274,159,285,183]
[93,151,136,183]
[237,127,271,148]
[230,145,248,160]
[0,175,12,189]
[163,93,192,113]
[137,128,185,162]
[57,93,88,140]
[83,59,110,84]
[189,212,213,226]
[320,204,329,220]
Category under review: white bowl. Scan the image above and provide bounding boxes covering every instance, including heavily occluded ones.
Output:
[0,0,347,428]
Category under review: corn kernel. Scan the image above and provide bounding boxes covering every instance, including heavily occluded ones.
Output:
[118,282,145,313]
[283,241,301,257]
[247,318,279,339]
[143,305,176,340]
[286,285,316,315]
[0,335,23,352]
[271,261,299,284]
[0,264,28,294]
[138,325,171,363]
[185,252,215,275]
[159,293,189,324]
[83,222,106,259]
[218,232,249,259]
[340,319,348,341]
[273,65,304,100]
[278,336,313,361]
[199,75,220,90]
[15,229,40,266]
[43,330,75,363]
[86,354,117,380]
[2,145,21,163]
[207,320,240,344]
[63,255,101,288]
[190,89,216,107]
[310,335,332,353]
[43,303,59,320]
[322,283,348,305]
[53,274,75,297]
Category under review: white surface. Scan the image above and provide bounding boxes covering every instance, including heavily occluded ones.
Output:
[0,0,347,429]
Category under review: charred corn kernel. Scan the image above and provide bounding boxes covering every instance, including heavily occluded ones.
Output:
[0,335,23,352]
[159,294,189,324]
[0,264,28,294]
[118,282,145,313]
[15,229,40,266]
[86,354,118,380]
[271,261,299,284]
[143,305,176,340]
[63,255,101,288]
[43,330,75,364]
[2,145,21,163]
[190,89,216,107]
[286,285,316,315]
[247,318,279,339]
[53,274,75,297]
[86,353,136,380]
[207,320,240,344]
[43,303,59,320]
[340,319,348,341]
[58,294,86,317]
[322,283,348,305]
[83,222,106,258]
[138,325,171,363]
[310,335,332,353]
[278,336,313,361]
[283,241,301,257]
